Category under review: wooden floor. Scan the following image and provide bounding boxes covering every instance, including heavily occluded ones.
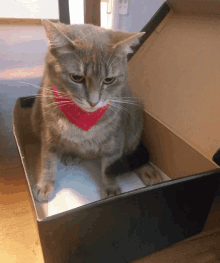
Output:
[1,157,220,263]
[135,229,220,263]
[0,160,44,263]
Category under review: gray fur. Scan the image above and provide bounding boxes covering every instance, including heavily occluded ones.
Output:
[32,20,145,202]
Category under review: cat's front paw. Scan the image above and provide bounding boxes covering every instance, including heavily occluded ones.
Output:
[101,184,121,199]
[33,181,55,203]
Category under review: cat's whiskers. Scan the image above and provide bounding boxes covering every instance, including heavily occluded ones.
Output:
[44,95,82,107]
[110,61,121,68]
[72,96,82,105]
[44,100,73,108]
[18,80,66,95]
[66,50,84,67]
[18,82,57,95]
[43,105,61,114]
[111,100,140,106]
[111,96,144,103]
[21,93,58,101]
[111,99,140,103]
[110,99,141,108]
[109,103,130,118]
[28,94,55,99]
[108,54,121,69]
[18,81,41,89]
[105,107,122,130]
[107,48,117,68]
[18,81,83,104]
[43,88,81,104]
[111,96,140,100]
[44,88,66,97]
[43,103,70,114]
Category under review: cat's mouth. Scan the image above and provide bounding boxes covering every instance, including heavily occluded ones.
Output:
[73,99,109,113]
[52,86,108,113]
[82,104,109,112]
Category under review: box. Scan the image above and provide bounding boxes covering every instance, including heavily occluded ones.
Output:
[13,1,220,262]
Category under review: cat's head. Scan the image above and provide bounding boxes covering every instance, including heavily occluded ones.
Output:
[43,20,144,112]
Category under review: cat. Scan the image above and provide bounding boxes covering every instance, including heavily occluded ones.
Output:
[31,19,162,203]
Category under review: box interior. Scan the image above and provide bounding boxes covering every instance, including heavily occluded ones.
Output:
[13,102,169,220]
[13,2,220,221]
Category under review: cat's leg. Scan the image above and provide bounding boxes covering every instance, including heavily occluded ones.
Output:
[100,133,125,198]
[60,153,82,166]
[101,153,122,198]
[33,145,59,202]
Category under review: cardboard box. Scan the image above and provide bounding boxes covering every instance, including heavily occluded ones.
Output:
[13,1,220,262]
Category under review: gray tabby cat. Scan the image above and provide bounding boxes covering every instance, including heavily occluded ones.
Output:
[31,20,162,202]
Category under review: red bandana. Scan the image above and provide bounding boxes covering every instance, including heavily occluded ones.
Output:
[52,85,109,131]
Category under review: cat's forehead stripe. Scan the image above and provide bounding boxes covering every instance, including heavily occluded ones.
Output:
[86,62,103,77]
[83,47,104,77]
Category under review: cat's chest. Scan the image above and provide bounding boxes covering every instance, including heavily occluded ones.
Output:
[57,119,107,140]
[56,118,109,155]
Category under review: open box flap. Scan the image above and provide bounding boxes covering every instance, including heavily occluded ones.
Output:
[128,10,220,165]
[168,0,220,16]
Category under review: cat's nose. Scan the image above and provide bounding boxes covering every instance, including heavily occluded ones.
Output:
[87,91,99,107]
[88,101,98,107]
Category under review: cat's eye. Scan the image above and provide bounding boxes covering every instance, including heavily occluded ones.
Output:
[103,77,115,85]
[70,74,84,83]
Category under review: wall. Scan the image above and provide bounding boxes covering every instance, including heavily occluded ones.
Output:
[0,25,47,165]
[113,0,165,32]
[1,0,111,29]
[0,0,59,19]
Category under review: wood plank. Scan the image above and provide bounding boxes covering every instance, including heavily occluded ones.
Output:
[0,161,44,263]
[84,0,101,26]
[133,228,220,263]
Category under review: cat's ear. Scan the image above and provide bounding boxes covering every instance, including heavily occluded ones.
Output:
[41,19,76,50]
[110,31,145,54]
